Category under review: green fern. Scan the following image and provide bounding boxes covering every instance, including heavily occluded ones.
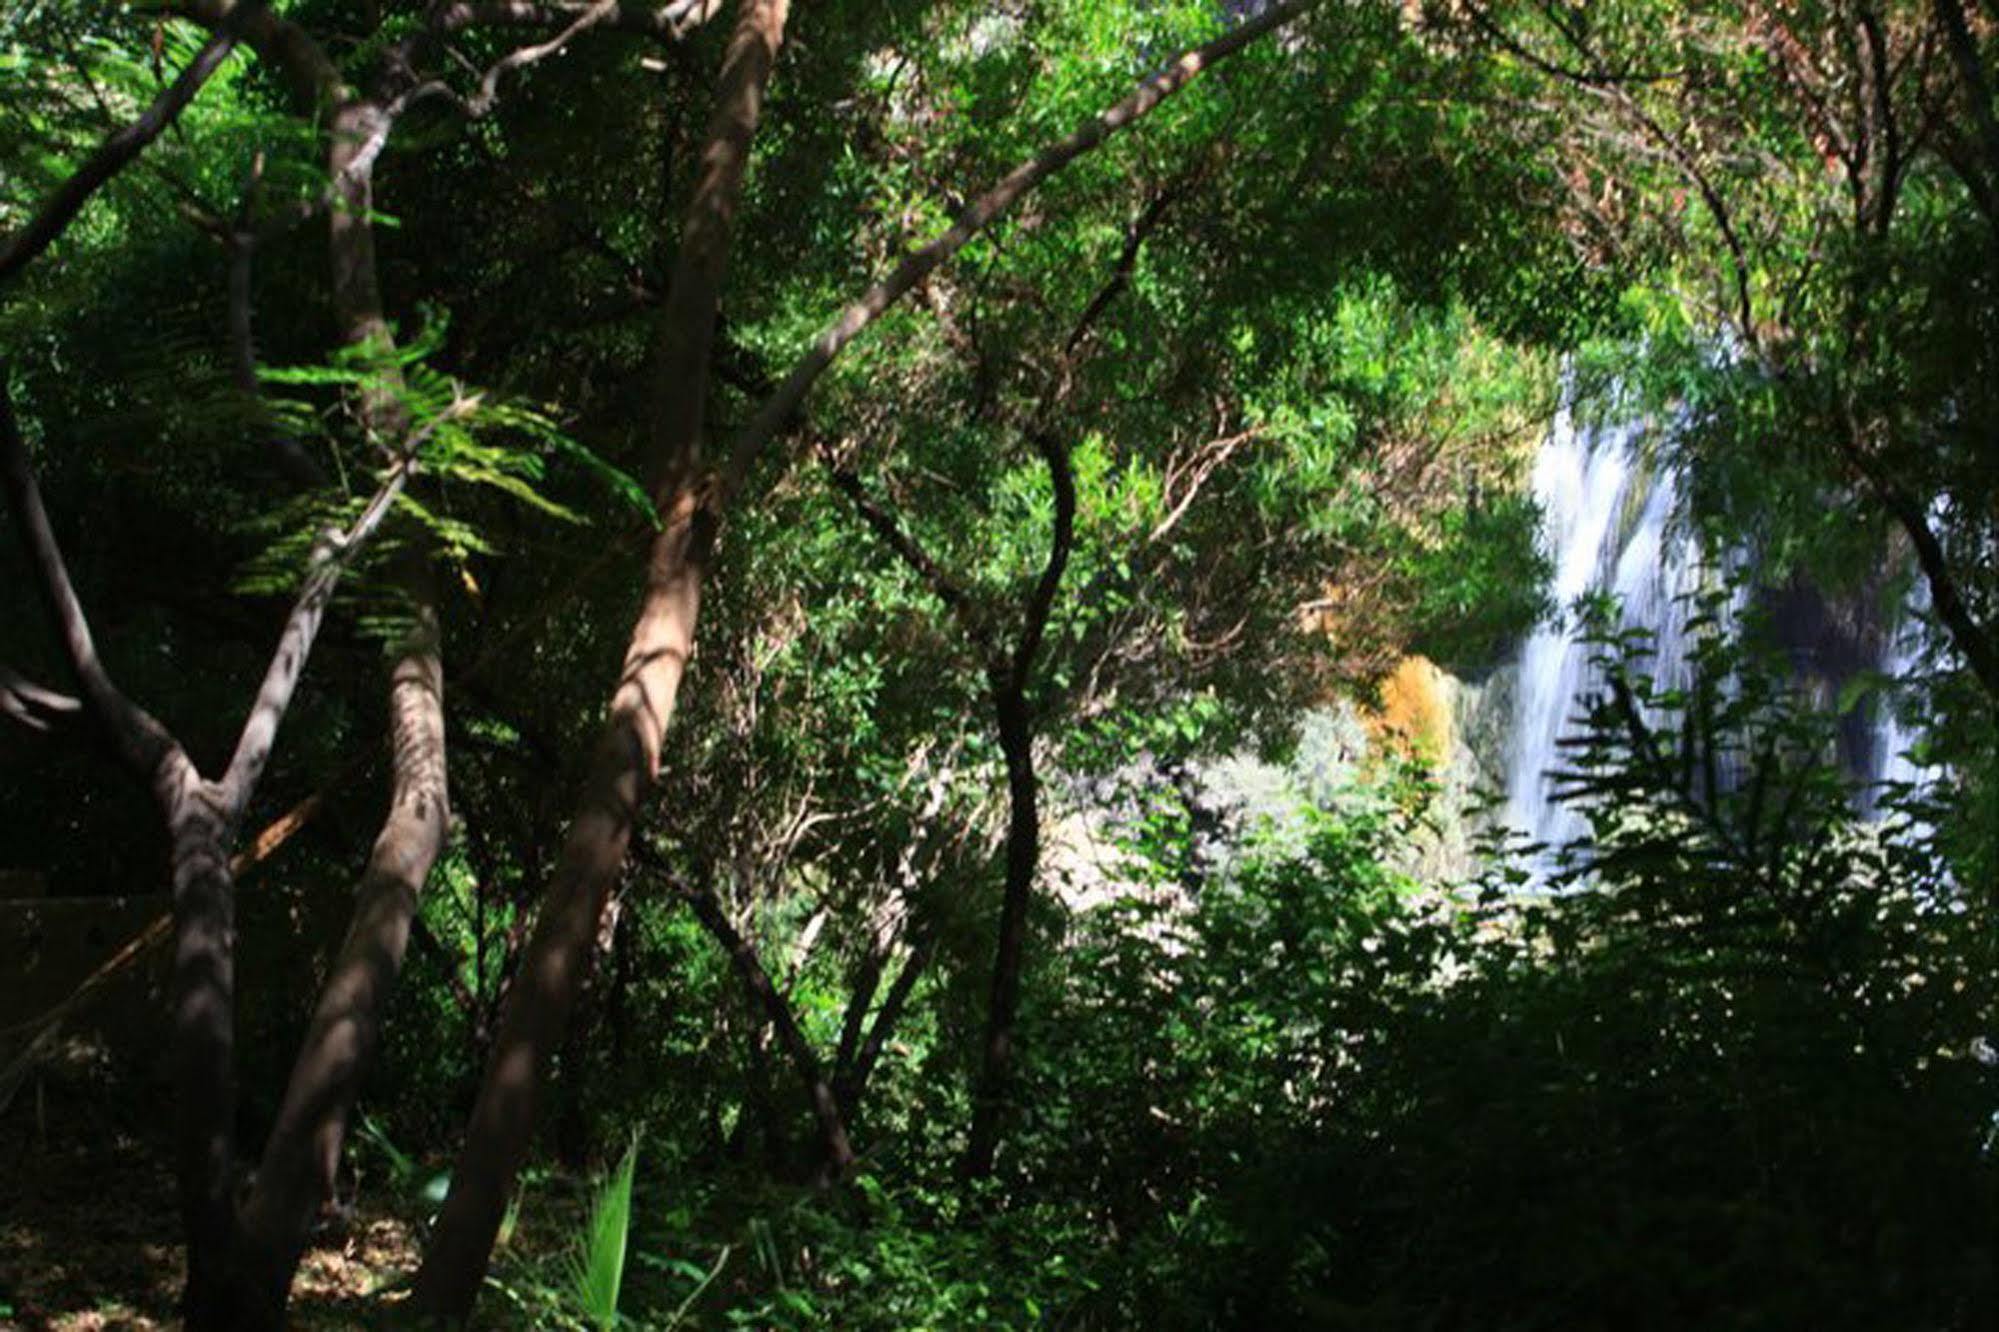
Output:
[258,311,653,530]
[237,313,654,636]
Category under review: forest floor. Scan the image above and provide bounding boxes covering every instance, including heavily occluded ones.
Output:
[0,1051,419,1331]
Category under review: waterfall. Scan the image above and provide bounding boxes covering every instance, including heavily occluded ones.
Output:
[1873,631,1929,791]
[1863,583,1944,817]
[1493,400,1935,854]
[1499,403,1716,851]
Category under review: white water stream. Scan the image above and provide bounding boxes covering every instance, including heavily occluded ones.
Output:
[1500,404,1716,850]
[1497,402,1925,852]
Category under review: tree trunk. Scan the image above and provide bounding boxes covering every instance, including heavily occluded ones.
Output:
[412,8,790,1310]
[411,497,717,1313]
[7,367,407,1327]
[191,20,441,1309]
[162,765,245,1326]
[967,422,1074,1178]
[234,588,448,1324]
[1880,479,1999,702]
[963,677,1041,1179]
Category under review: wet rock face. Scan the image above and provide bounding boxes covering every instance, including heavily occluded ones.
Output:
[1762,574,1887,682]
[1757,572,1893,777]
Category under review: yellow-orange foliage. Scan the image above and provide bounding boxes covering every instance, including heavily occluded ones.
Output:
[1366,655,1453,764]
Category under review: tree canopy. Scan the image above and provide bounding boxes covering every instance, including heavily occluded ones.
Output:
[0,2,1993,1327]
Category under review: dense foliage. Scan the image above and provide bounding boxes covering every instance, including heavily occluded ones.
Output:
[1,1,1994,1327]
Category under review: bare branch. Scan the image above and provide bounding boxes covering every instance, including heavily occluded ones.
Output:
[0,664,81,733]
[0,375,181,777]
[0,2,269,285]
[430,0,721,39]
[1466,0,1762,346]
[1832,414,1999,700]
[1150,427,1259,544]
[408,1,639,127]
[1857,5,1906,233]
[218,449,420,819]
[464,1,620,114]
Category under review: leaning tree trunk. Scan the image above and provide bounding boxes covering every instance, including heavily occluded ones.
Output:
[410,0,792,1313]
[413,0,1317,1310]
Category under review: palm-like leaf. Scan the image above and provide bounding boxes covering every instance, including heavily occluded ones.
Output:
[564,1137,640,1332]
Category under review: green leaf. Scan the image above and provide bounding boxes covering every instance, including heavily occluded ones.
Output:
[564,1136,641,1332]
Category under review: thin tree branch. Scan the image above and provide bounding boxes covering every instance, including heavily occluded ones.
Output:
[460,1,621,115]
[0,2,269,285]
[430,0,720,39]
[1827,405,1999,699]
[1857,5,1905,233]
[839,935,932,1114]
[820,452,992,652]
[1876,486,1999,700]
[830,936,888,1085]
[0,664,82,733]
[1463,0,1761,343]
[0,375,181,777]
[662,857,856,1174]
[963,424,1072,1178]
[1936,0,1999,207]
[1064,170,1203,356]
[1009,427,1076,690]
[411,911,483,1022]
[720,0,1323,500]
[218,453,419,820]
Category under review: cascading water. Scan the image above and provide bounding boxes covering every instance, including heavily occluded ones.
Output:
[1863,581,1944,817]
[1499,408,1629,852]
[1494,397,1937,854]
[1500,403,1717,852]
[1873,630,1929,791]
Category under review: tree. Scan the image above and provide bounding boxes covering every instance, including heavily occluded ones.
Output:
[2,0,1599,1321]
